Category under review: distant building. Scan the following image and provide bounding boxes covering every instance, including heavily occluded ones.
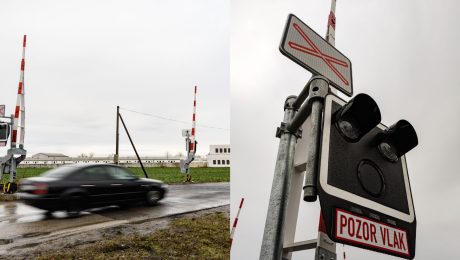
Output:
[206,144,230,167]
[21,155,206,168]
[21,146,230,168]
[31,153,69,159]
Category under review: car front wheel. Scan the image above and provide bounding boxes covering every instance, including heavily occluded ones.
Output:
[146,190,161,206]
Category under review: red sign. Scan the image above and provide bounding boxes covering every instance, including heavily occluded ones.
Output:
[335,208,410,257]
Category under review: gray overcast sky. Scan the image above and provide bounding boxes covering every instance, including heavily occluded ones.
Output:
[231,0,460,259]
[0,0,229,157]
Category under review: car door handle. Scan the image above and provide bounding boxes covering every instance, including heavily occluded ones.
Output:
[81,184,95,187]
[111,184,123,186]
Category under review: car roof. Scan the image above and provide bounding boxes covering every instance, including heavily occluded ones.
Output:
[64,163,122,169]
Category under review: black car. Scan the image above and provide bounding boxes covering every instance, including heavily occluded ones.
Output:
[18,164,167,216]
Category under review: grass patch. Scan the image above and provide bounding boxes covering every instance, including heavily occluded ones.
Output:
[36,212,230,260]
[130,167,230,184]
[0,194,17,201]
[3,167,229,184]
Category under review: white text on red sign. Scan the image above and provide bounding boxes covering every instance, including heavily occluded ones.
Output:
[335,209,409,257]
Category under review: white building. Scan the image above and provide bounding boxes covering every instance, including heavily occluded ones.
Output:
[20,146,230,168]
[206,144,230,167]
[21,154,207,168]
[31,153,69,159]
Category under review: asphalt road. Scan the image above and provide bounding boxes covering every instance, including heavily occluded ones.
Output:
[0,182,229,254]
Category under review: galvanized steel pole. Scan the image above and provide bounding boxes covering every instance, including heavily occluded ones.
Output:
[260,96,298,260]
[302,100,323,202]
[261,77,329,260]
[301,78,329,202]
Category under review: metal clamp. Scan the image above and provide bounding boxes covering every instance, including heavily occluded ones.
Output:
[276,122,302,139]
[284,95,297,111]
[292,76,328,110]
[287,76,329,134]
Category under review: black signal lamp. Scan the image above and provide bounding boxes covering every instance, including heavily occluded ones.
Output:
[334,94,381,143]
[377,120,418,162]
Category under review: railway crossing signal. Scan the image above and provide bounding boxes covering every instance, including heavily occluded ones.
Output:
[261,12,419,260]
[0,35,28,193]
[318,94,418,259]
[180,86,198,182]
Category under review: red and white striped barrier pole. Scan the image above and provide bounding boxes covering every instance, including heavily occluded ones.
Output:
[12,35,27,148]
[189,85,197,152]
[326,2,346,258]
[326,0,337,46]
[230,198,244,248]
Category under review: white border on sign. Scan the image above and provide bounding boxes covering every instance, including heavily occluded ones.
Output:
[320,94,415,223]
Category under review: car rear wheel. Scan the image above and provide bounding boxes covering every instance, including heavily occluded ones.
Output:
[146,190,161,206]
[66,194,84,217]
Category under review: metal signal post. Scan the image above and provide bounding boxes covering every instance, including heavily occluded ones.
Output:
[280,1,343,258]
[260,77,330,260]
[264,1,345,258]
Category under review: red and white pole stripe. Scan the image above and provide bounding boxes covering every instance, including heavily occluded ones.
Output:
[326,0,337,95]
[12,35,27,148]
[189,85,197,152]
[326,0,337,46]
[230,198,244,248]
[318,211,347,259]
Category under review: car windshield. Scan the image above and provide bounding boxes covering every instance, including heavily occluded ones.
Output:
[41,166,76,179]
[108,167,138,180]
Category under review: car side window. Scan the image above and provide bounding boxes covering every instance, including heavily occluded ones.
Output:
[83,167,111,181]
[67,171,88,181]
[108,167,137,180]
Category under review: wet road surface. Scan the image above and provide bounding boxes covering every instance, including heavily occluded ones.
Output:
[0,182,229,254]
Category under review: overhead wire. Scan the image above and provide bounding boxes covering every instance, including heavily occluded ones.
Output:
[119,107,229,131]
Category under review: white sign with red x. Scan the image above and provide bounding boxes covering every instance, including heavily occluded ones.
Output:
[280,14,353,96]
